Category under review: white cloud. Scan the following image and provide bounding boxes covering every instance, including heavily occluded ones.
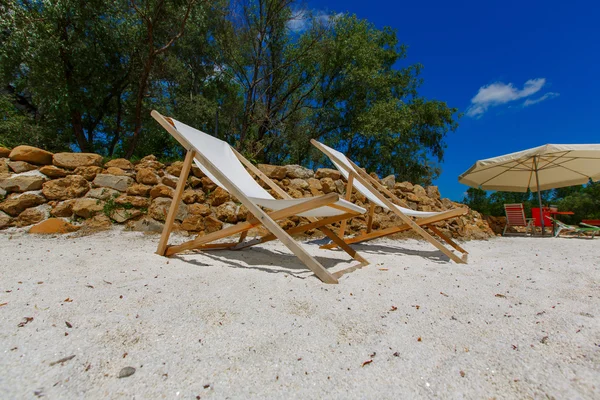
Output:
[523,92,560,107]
[466,78,557,118]
[287,8,341,33]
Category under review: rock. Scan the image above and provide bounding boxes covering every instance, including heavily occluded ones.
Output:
[72,198,104,218]
[441,198,455,209]
[203,215,223,233]
[136,155,164,170]
[191,165,205,178]
[286,188,304,198]
[334,179,345,194]
[104,158,133,170]
[258,164,287,180]
[161,174,178,189]
[114,195,149,208]
[0,147,11,158]
[208,187,230,206]
[0,211,11,229]
[73,166,103,181]
[406,192,420,202]
[117,366,136,378]
[127,184,152,197]
[53,152,103,169]
[426,185,441,199]
[188,176,202,188]
[182,189,205,204]
[200,177,217,192]
[315,168,341,180]
[285,165,314,179]
[320,177,335,194]
[126,217,164,233]
[413,184,427,197]
[42,175,90,200]
[0,159,8,174]
[0,187,5,199]
[9,145,53,165]
[149,184,173,199]
[180,215,205,231]
[8,161,37,173]
[39,165,70,178]
[278,218,296,230]
[237,205,248,221]
[105,167,126,176]
[215,201,238,223]
[110,208,142,223]
[0,172,45,193]
[51,200,76,217]
[136,168,160,185]
[15,205,49,227]
[81,214,112,232]
[0,192,46,216]
[166,161,184,176]
[148,197,187,222]
[29,218,80,234]
[188,203,211,216]
[307,178,323,196]
[289,178,309,191]
[395,181,414,192]
[381,175,396,189]
[86,187,120,201]
[93,174,133,192]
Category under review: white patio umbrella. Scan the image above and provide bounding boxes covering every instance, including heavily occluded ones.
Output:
[458,144,600,233]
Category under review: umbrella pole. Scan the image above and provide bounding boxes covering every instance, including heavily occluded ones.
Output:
[534,156,545,236]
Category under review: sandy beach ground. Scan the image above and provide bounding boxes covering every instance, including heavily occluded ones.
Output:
[0,229,598,399]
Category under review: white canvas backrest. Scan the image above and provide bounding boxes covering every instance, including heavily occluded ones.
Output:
[317,142,387,208]
[172,119,274,200]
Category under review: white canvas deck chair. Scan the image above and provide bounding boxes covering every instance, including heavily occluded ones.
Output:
[311,140,469,264]
[151,111,369,284]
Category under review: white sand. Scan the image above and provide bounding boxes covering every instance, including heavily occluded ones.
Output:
[1,229,599,399]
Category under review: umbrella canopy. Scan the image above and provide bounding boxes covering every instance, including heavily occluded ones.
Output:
[459,144,600,192]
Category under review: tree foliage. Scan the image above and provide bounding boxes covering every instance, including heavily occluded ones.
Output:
[0,0,460,183]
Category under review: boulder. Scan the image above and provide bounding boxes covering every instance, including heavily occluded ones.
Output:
[126,217,164,233]
[200,177,217,192]
[258,164,287,180]
[136,155,164,170]
[426,185,441,199]
[42,175,90,200]
[0,211,11,229]
[188,203,211,216]
[203,215,223,233]
[215,201,238,223]
[93,174,133,192]
[51,200,76,217]
[285,164,314,179]
[413,184,427,197]
[104,158,133,170]
[182,189,205,204]
[86,187,120,201]
[127,184,152,197]
[9,145,53,165]
[395,181,414,192]
[286,188,304,199]
[39,165,70,178]
[81,214,112,232]
[180,215,205,232]
[381,175,396,189]
[0,192,46,216]
[162,174,178,189]
[0,147,11,158]
[15,204,49,227]
[8,161,37,173]
[315,168,341,180]
[53,152,103,169]
[166,161,184,176]
[29,218,80,234]
[0,159,8,174]
[73,166,103,181]
[105,167,127,176]
[188,176,202,188]
[320,177,335,194]
[307,178,323,196]
[148,197,187,222]
[149,184,173,199]
[289,178,309,191]
[72,198,105,218]
[110,208,142,223]
[334,179,345,194]
[0,172,45,193]
[191,165,205,178]
[208,187,230,206]
[115,195,149,208]
[136,168,160,185]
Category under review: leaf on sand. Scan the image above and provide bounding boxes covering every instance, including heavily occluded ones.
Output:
[495,294,506,298]
[65,321,73,328]
[49,354,75,366]
[17,317,33,327]
[440,292,449,297]
[361,359,372,367]
[63,298,73,303]
[417,337,422,342]
[390,306,397,311]
[0,302,7,307]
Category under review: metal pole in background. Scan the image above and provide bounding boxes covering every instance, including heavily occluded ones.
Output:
[534,156,545,236]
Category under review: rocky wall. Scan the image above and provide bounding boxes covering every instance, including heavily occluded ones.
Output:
[0,145,494,239]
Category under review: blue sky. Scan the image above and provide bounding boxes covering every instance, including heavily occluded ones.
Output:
[308,0,600,200]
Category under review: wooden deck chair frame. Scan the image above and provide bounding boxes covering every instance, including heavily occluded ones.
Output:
[151,111,368,284]
[503,203,534,236]
[311,140,469,264]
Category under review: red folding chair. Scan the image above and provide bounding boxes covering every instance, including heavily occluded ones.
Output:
[503,203,534,236]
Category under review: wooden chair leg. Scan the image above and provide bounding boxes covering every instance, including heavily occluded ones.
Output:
[337,174,354,238]
[156,150,195,255]
[428,226,468,255]
[366,203,375,233]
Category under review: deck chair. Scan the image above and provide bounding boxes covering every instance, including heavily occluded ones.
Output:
[151,111,369,284]
[503,204,534,236]
[310,140,469,264]
[546,216,598,238]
